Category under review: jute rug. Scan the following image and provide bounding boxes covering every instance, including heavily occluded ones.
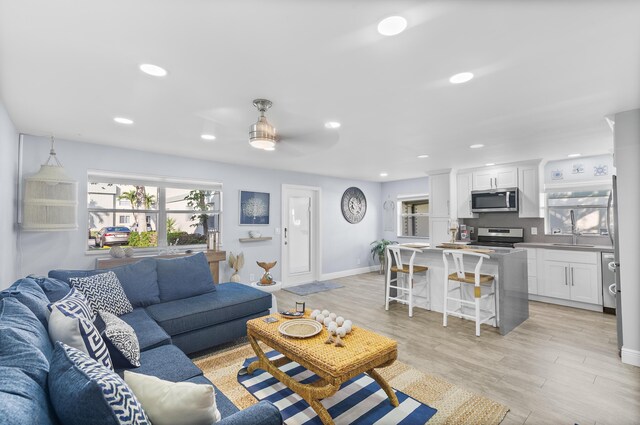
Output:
[193,343,509,425]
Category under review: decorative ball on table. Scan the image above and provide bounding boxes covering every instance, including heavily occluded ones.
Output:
[327,322,338,333]
[343,320,353,334]
[310,310,321,320]
[323,317,333,327]
[315,314,325,324]
[335,316,344,326]
[328,312,337,321]
[322,309,330,317]
[109,246,125,258]
[336,326,346,338]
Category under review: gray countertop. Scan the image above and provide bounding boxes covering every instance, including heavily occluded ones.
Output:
[514,242,614,252]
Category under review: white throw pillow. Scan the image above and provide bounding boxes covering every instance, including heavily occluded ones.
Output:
[124,371,221,425]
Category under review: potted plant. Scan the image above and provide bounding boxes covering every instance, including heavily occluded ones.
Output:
[370,239,396,274]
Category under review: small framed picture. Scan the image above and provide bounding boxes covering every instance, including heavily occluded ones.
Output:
[239,190,270,225]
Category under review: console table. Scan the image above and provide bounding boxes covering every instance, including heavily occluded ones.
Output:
[96,250,227,284]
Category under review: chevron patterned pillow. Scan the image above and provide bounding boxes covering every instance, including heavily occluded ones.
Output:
[49,342,150,425]
[69,271,133,317]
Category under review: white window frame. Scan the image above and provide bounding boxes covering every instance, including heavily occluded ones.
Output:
[397,194,430,239]
[87,171,223,255]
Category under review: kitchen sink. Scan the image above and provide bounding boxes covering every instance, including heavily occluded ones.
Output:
[552,243,595,248]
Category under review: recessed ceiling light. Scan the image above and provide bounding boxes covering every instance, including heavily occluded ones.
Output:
[377,16,407,36]
[485,163,495,166]
[568,153,581,158]
[201,134,216,141]
[469,144,484,149]
[324,121,341,129]
[417,154,429,159]
[114,117,134,125]
[380,172,388,177]
[139,63,167,77]
[449,72,474,84]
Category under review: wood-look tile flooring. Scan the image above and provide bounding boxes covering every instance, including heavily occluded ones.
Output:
[274,272,640,425]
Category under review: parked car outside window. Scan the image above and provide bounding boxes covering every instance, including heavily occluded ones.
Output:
[95,226,131,248]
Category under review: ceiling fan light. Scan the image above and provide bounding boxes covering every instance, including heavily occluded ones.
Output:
[249,138,276,150]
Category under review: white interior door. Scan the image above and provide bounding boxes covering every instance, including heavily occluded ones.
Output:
[282,186,320,286]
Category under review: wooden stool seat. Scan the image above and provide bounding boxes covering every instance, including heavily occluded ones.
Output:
[392,265,429,274]
[447,272,494,285]
[385,245,431,317]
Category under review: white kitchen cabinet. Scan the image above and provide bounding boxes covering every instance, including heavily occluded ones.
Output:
[456,172,475,219]
[430,217,451,247]
[539,249,600,305]
[518,165,541,218]
[569,263,599,304]
[541,261,572,299]
[524,248,538,295]
[472,166,518,190]
[429,172,450,217]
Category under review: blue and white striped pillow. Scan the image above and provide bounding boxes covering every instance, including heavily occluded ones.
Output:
[48,288,112,370]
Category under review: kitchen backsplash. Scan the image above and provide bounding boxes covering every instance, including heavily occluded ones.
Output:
[461,213,612,246]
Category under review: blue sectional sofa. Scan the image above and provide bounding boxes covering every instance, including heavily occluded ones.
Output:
[0,253,281,425]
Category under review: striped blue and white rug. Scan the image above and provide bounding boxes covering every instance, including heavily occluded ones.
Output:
[238,351,437,425]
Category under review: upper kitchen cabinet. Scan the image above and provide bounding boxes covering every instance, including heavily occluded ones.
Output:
[472,166,518,190]
[456,172,476,218]
[429,171,451,218]
[518,164,542,218]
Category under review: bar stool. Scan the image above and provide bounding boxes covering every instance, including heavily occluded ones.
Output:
[442,250,496,336]
[384,245,430,317]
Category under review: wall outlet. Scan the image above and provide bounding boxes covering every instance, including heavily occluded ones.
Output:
[275,227,280,235]
[531,227,538,235]
[250,273,255,281]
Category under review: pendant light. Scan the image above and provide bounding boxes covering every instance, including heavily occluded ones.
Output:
[249,99,277,150]
[22,136,78,231]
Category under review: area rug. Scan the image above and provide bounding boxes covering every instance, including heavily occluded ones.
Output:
[283,281,344,296]
[193,344,509,425]
[238,351,437,424]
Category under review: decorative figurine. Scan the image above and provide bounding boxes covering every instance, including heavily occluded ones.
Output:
[228,252,244,283]
[256,261,277,285]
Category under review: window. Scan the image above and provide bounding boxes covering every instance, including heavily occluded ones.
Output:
[398,196,429,238]
[546,189,610,236]
[87,172,222,251]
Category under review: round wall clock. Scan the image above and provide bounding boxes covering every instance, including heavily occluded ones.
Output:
[341,187,367,224]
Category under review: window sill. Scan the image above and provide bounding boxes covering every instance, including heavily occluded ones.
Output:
[84,244,223,257]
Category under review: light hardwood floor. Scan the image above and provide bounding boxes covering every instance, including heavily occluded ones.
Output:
[274,272,640,425]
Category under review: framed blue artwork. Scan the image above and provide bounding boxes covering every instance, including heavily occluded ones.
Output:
[239,190,270,225]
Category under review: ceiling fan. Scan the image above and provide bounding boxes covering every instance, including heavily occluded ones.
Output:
[246,98,339,154]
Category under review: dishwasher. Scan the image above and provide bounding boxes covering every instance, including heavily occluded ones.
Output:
[601,252,616,314]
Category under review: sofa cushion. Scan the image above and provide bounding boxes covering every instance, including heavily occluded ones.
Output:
[48,289,113,370]
[119,308,171,351]
[48,342,150,425]
[1,277,51,327]
[33,276,71,303]
[0,327,50,389]
[0,366,56,425]
[118,345,202,383]
[155,252,215,302]
[145,283,271,336]
[96,311,141,368]
[49,258,160,308]
[0,297,52,361]
[69,271,134,317]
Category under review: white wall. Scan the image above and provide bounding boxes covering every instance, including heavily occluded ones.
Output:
[380,177,430,243]
[613,109,640,367]
[0,101,19,289]
[17,135,382,283]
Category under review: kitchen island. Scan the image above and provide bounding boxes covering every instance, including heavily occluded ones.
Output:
[389,245,528,335]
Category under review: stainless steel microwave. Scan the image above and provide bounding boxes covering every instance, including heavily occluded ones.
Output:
[471,188,518,213]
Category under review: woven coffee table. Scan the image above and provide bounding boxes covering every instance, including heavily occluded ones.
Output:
[246,314,399,425]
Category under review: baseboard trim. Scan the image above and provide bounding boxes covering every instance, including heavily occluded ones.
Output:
[528,294,602,312]
[621,347,640,367]
[320,266,378,281]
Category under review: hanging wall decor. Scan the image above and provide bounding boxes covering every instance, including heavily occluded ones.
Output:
[22,137,78,231]
[341,187,367,224]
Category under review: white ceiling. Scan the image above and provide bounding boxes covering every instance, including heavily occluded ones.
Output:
[1,0,638,182]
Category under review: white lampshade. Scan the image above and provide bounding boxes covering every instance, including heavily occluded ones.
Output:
[22,138,78,231]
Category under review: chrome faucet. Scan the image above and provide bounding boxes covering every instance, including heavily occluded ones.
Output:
[569,209,580,245]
